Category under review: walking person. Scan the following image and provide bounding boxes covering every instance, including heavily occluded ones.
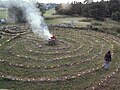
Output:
[104,51,111,69]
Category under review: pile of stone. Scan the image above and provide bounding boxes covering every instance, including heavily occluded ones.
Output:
[1,26,24,34]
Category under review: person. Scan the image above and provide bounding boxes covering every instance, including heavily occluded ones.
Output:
[104,51,111,69]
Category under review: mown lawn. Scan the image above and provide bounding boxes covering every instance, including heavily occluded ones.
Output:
[0,8,120,90]
[0,9,8,18]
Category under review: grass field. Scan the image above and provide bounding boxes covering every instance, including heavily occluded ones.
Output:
[0,9,8,18]
[0,25,120,90]
[44,8,120,37]
[0,8,120,90]
[44,8,69,18]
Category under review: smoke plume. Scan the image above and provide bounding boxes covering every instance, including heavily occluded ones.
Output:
[0,0,52,40]
[61,3,72,10]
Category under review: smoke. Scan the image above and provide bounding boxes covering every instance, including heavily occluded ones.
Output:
[61,3,72,10]
[0,0,52,40]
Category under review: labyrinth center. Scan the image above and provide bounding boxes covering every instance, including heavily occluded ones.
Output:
[0,25,120,83]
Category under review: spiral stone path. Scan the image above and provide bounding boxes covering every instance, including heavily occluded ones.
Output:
[0,25,120,89]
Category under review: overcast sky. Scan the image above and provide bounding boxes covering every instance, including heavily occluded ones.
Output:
[1,0,108,3]
[28,0,104,3]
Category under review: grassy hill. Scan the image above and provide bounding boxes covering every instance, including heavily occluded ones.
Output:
[0,8,8,18]
[44,9,120,37]
[0,8,120,90]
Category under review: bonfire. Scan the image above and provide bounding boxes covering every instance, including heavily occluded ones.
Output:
[48,35,58,46]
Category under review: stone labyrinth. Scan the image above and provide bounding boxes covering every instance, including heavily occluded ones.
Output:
[0,25,120,88]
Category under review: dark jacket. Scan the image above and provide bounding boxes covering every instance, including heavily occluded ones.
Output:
[104,51,111,61]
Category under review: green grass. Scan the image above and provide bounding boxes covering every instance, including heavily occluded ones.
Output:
[0,24,120,90]
[45,17,91,28]
[0,9,8,18]
[44,9,120,37]
[44,8,56,17]
[45,17,120,37]
[44,8,69,18]
[0,9,120,89]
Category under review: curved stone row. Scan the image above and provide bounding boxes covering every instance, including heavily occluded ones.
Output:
[90,35,120,90]
[1,25,28,36]
[91,65,120,90]
[0,33,25,47]
[22,39,73,54]
[11,36,83,54]
[0,31,110,70]
[0,44,96,70]
[0,26,118,83]
[0,64,104,82]
[0,45,102,70]
[8,38,94,62]
[6,35,93,60]
[22,36,72,51]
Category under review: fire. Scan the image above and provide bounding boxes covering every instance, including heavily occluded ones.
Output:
[48,35,58,46]
[49,35,56,40]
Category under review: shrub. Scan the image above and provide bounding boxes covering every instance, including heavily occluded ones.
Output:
[111,11,120,21]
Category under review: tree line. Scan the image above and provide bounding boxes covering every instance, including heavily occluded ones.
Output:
[55,0,120,21]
